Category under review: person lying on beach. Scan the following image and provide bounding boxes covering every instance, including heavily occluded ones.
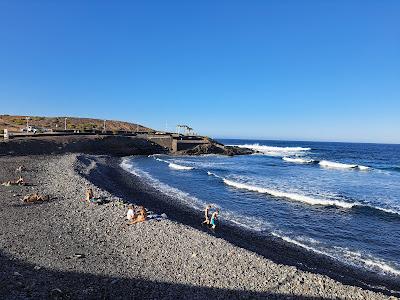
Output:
[127,206,147,225]
[2,176,26,186]
[202,204,212,224]
[126,204,135,221]
[23,193,50,203]
[210,209,219,229]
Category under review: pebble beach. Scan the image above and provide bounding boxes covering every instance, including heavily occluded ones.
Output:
[0,153,398,299]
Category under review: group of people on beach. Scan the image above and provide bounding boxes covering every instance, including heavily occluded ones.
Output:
[84,186,219,228]
[126,204,148,224]
[203,204,219,229]
[1,165,50,203]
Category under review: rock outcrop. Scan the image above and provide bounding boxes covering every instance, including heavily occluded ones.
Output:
[175,143,254,156]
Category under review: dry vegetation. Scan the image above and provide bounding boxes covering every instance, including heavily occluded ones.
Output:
[0,115,153,133]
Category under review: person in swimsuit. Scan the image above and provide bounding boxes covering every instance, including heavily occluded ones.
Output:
[128,206,148,225]
[126,204,135,221]
[85,187,94,203]
[203,205,212,224]
[210,209,219,229]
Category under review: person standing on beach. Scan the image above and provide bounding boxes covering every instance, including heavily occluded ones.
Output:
[210,209,219,229]
[203,205,212,224]
[85,187,94,202]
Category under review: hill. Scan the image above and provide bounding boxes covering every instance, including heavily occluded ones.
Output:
[0,115,153,133]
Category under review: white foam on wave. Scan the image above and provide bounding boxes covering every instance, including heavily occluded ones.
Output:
[338,248,400,276]
[120,158,142,177]
[121,159,203,210]
[319,160,370,170]
[154,157,168,163]
[168,163,194,170]
[272,232,400,276]
[282,157,315,164]
[122,160,270,232]
[232,144,311,157]
[152,157,195,170]
[272,232,334,257]
[208,172,355,208]
[207,171,221,178]
[368,205,400,217]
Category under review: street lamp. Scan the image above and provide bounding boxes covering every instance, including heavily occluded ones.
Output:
[64,118,67,130]
[103,120,106,132]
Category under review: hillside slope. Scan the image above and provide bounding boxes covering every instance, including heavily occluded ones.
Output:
[0,115,153,133]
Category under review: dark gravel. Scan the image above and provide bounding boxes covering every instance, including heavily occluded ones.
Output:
[0,154,397,299]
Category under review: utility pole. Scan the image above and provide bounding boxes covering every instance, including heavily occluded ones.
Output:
[165,121,168,132]
[64,118,67,130]
[25,117,30,130]
[103,120,106,132]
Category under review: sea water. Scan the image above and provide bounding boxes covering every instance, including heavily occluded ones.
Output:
[121,139,400,278]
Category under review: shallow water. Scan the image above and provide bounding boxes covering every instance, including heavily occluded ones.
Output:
[121,139,400,278]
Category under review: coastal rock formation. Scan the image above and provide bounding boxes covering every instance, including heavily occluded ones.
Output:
[175,141,254,156]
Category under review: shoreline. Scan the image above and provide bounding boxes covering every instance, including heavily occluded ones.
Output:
[83,154,400,296]
[0,153,398,299]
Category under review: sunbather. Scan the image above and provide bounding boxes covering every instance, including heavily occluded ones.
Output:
[15,176,25,185]
[2,176,25,186]
[128,206,147,225]
[23,193,49,203]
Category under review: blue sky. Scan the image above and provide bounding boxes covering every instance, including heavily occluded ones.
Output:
[0,1,399,143]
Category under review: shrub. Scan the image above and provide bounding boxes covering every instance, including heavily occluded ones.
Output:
[12,119,25,125]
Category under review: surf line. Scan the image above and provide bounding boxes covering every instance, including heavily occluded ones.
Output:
[151,156,195,170]
[207,171,355,209]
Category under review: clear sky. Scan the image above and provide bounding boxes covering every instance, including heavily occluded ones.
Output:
[0,1,399,143]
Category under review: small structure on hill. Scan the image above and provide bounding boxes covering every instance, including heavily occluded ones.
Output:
[176,125,195,136]
[4,129,9,140]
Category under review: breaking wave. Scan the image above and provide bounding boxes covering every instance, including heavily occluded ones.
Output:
[207,172,400,216]
[232,144,311,157]
[282,157,315,164]
[207,172,355,208]
[271,232,400,276]
[168,163,194,170]
[120,158,142,177]
[121,159,203,210]
[121,161,270,232]
[319,160,370,170]
[152,157,195,170]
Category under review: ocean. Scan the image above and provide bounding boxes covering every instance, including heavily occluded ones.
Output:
[121,139,400,278]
